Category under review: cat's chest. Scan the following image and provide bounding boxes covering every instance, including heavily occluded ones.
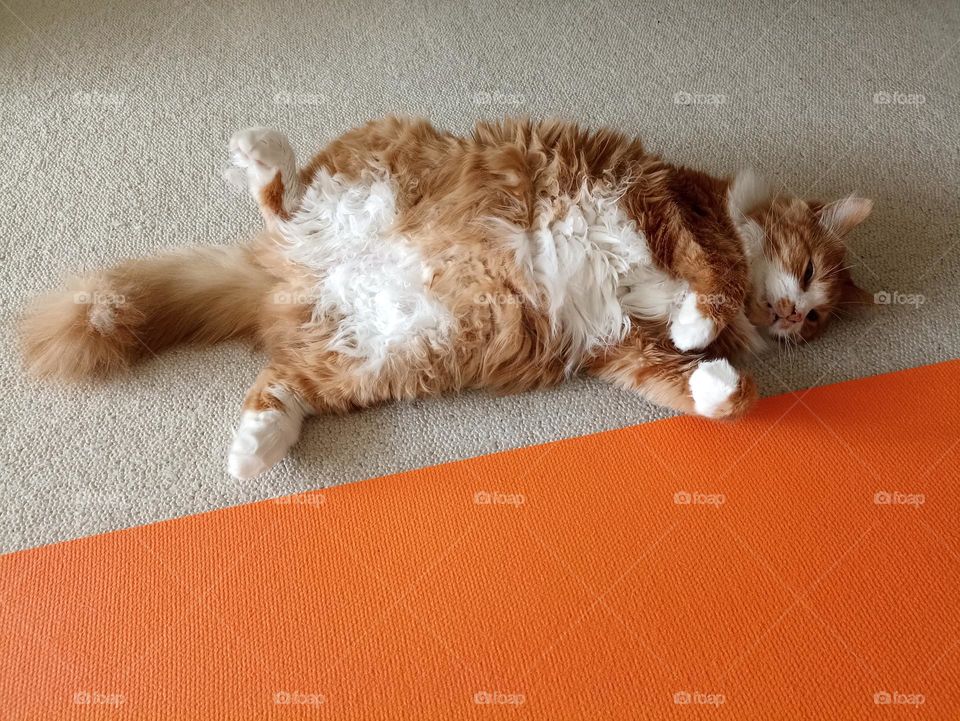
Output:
[517,186,687,355]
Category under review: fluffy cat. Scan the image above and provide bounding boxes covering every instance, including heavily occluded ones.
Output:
[20,117,872,479]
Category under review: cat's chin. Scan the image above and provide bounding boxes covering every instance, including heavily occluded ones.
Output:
[767,327,803,343]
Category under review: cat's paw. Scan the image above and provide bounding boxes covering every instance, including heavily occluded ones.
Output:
[669,292,717,352]
[228,126,296,189]
[688,359,756,419]
[227,409,300,480]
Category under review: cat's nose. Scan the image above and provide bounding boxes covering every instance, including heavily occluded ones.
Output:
[773,298,795,319]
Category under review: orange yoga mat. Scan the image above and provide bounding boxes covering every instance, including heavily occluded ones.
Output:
[2,361,959,719]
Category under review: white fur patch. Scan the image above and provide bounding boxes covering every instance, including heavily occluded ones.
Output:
[279,170,453,371]
[499,183,683,365]
[669,291,717,351]
[689,359,739,418]
[87,302,116,334]
[766,267,802,308]
[227,387,308,480]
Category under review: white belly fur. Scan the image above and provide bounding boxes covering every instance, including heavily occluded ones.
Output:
[280,172,685,370]
[278,169,454,371]
[504,183,686,363]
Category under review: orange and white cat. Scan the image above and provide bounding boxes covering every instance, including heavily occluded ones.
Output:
[20,117,872,479]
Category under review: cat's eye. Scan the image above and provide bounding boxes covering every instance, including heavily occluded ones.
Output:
[802,260,814,285]
[806,309,819,322]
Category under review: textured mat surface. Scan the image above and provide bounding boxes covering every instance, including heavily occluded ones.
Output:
[2,0,959,552]
[1,361,958,718]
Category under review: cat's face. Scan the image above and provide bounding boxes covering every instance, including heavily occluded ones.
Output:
[747,196,872,341]
[728,174,872,341]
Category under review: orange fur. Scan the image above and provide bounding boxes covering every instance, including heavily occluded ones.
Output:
[20,246,275,379]
[260,174,291,221]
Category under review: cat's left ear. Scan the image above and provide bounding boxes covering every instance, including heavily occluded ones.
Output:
[814,196,873,237]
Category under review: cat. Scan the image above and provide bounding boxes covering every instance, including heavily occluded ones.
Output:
[20,116,873,480]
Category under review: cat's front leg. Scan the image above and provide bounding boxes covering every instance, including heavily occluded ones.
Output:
[666,266,748,353]
[668,288,721,353]
[661,230,749,353]
[227,127,304,225]
[589,333,757,420]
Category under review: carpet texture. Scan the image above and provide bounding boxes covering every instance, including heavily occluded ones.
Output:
[2,361,958,718]
[1,0,959,552]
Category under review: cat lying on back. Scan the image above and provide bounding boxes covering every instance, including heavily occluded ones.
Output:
[20,117,872,479]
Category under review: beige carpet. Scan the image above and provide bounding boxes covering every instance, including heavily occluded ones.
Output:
[1,0,958,552]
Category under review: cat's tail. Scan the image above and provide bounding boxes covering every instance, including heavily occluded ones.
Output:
[19,244,275,380]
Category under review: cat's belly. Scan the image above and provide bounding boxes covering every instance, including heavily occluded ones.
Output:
[274,169,690,373]
[277,169,454,370]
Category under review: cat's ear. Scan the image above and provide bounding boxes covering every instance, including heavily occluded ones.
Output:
[816,196,873,237]
[840,275,874,306]
[728,168,772,218]
[727,169,772,258]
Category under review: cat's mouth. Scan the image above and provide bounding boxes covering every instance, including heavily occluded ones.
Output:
[769,320,803,340]
[750,298,804,340]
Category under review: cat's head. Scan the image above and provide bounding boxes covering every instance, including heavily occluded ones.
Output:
[728,170,873,341]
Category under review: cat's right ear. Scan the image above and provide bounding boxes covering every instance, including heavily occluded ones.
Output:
[728,169,772,217]
[726,169,772,258]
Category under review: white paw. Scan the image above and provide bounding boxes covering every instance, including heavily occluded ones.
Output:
[227,409,301,480]
[689,359,739,418]
[228,126,296,189]
[670,292,717,351]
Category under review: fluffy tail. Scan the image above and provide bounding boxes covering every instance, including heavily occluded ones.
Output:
[20,245,275,380]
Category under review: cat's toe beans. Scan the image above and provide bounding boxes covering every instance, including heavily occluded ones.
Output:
[670,299,717,353]
[228,127,294,181]
[689,359,740,418]
[228,127,260,166]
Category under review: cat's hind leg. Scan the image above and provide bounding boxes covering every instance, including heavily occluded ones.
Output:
[227,127,304,224]
[227,366,313,480]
